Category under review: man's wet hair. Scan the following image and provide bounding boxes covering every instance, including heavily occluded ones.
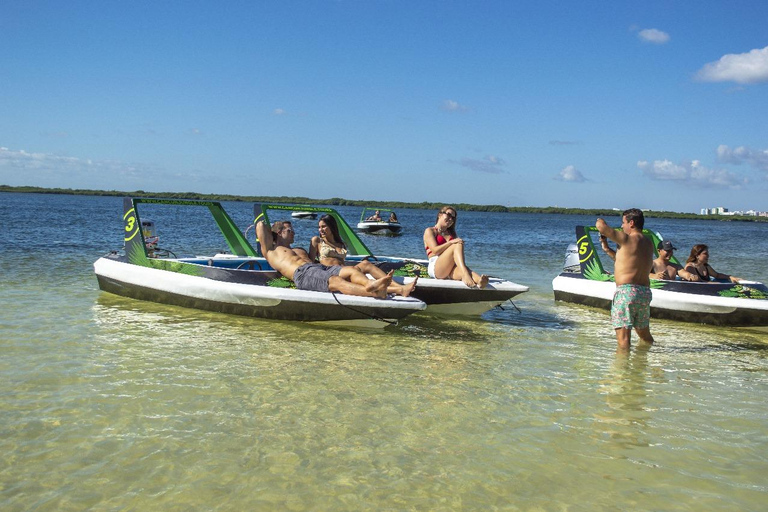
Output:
[622,208,644,230]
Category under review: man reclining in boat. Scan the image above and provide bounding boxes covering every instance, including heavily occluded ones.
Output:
[256,220,393,298]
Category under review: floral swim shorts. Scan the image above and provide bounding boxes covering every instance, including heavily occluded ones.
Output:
[611,284,651,329]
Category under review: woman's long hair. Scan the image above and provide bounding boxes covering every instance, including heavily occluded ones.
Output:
[686,244,708,265]
[319,214,346,248]
[435,206,458,239]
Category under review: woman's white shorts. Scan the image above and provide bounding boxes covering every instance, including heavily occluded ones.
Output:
[427,256,439,278]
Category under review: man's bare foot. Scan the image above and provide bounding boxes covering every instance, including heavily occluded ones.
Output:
[476,274,489,289]
[366,270,393,295]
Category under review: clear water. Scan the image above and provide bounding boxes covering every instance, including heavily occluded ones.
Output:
[1,193,767,511]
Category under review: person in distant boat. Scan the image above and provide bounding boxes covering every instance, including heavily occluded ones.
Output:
[388,211,398,223]
[596,208,655,353]
[650,240,700,281]
[684,244,743,284]
[308,214,417,297]
[423,206,488,289]
[366,210,382,221]
[256,220,393,298]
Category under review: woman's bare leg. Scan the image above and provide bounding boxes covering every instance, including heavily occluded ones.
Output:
[438,244,477,288]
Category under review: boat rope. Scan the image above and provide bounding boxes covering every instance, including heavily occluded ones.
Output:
[495,300,521,313]
[330,292,398,326]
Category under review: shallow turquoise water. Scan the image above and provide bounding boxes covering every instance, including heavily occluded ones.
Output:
[1,193,768,510]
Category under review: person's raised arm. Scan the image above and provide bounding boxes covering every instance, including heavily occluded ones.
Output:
[596,218,629,245]
[256,220,275,256]
[599,235,616,261]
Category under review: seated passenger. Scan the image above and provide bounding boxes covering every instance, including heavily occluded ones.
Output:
[256,220,392,297]
[388,211,398,223]
[650,241,700,281]
[366,210,382,221]
[423,206,488,288]
[684,244,743,283]
[308,214,416,297]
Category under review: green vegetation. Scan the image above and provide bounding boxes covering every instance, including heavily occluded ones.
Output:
[2,184,766,222]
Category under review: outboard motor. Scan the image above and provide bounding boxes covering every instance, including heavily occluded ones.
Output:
[563,243,581,273]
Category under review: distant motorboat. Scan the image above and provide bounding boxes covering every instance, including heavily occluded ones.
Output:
[356,207,402,235]
[291,211,317,219]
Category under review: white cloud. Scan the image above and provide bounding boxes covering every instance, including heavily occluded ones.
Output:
[555,165,586,182]
[717,144,768,173]
[638,159,747,188]
[638,28,670,44]
[273,108,287,115]
[0,146,152,181]
[695,46,768,84]
[440,99,468,112]
[450,155,506,174]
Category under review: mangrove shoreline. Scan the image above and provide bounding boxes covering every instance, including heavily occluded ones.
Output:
[2,184,766,222]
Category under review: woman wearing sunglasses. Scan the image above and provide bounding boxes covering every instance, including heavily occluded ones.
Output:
[423,206,488,288]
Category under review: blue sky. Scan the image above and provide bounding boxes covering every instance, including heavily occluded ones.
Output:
[1,1,767,212]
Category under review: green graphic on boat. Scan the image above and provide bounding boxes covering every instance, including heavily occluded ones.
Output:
[147,258,205,276]
[392,261,426,278]
[719,285,768,300]
[583,259,614,282]
[267,276,296,288]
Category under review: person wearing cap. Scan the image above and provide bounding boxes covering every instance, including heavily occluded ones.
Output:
[650,240,700,282]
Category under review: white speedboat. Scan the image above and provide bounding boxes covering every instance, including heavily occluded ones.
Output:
[356,207,402,234]
[291,210,317,220]
[552,226,768,328]
[94,198,426,328]
[251,204,529,315]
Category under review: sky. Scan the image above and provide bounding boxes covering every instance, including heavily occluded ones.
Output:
[1,1,767,213]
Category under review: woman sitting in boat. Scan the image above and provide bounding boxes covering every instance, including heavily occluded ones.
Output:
[309,214,417,296]
[388,211,398,223]
[423,206,488,288]
[684,244,743,283]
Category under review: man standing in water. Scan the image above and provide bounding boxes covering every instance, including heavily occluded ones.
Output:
[596,208,655,352]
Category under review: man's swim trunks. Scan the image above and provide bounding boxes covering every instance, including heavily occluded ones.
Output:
[292,263,342,292]
[611,284,652,329]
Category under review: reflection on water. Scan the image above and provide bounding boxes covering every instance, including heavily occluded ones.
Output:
[2,193,768,510]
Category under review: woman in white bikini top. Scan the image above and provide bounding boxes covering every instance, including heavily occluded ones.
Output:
[309,215,348,266]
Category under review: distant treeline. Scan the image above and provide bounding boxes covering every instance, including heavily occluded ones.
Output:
[2,184,766,223]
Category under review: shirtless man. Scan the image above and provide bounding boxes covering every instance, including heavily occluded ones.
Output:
[256,220,392,298]
[596,208,655,352]
[650,240,700,282]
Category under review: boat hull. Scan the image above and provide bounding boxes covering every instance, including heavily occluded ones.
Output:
[553,274,768,328]
[95,256,425,328]
[195,255,529,316]
[356,221,402,234]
